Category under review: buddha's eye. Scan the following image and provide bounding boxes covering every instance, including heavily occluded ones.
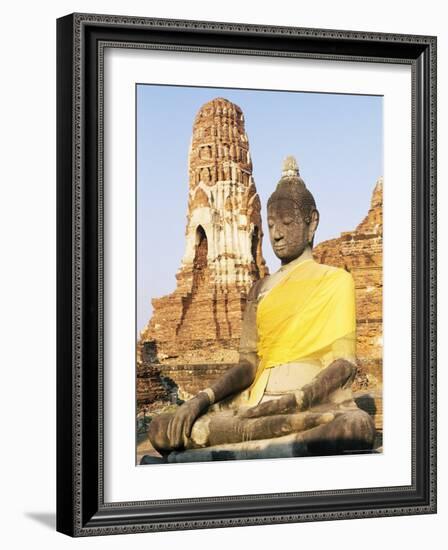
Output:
[282,218,293,225]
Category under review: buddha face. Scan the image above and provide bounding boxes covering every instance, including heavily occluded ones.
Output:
[267,199,318,264]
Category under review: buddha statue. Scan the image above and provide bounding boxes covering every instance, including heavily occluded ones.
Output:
[145,156,375,463]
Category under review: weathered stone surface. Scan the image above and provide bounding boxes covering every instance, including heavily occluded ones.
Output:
[139,98,268,366]
[354,391,383,432]
[161,363,235,401]
[314,178,383,396]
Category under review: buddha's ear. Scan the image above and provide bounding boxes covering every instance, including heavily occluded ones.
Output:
[308,209,319,243]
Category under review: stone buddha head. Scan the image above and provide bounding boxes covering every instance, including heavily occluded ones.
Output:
[267,156,319,264]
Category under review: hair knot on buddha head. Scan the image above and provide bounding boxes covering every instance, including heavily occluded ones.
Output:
[268,156,317,224]
[267,156,319,263]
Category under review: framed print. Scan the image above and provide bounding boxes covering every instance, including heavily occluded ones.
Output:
[56,13,437,536]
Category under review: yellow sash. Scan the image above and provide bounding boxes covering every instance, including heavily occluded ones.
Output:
[247,259,356,406]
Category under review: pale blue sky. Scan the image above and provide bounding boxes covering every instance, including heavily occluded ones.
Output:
[137,84,383,334]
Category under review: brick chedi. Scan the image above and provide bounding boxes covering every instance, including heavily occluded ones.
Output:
[314,177,383,388]
[139,98,268,366]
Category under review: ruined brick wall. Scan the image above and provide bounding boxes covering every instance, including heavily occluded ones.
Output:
[137,342,174,412]
[161,364,234,401]
[314,178,383,387]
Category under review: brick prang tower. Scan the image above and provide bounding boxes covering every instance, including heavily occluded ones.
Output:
[139,97,268,367]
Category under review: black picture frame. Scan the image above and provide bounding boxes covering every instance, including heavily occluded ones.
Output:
[56,13,437,536]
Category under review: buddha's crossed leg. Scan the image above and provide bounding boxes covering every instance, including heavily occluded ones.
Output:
[147,359,375,458]
[148,407,374,462]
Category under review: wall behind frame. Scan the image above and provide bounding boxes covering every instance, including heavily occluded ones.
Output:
[0,0,445,548]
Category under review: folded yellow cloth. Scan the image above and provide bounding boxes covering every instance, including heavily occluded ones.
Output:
[247,259,356,406]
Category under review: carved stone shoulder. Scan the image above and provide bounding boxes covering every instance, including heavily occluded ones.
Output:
[247,277,268,302]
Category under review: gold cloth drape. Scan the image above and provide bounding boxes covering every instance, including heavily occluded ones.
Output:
[247,259,356,406]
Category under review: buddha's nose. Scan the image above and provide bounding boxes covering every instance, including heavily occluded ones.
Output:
[274,230,283,241]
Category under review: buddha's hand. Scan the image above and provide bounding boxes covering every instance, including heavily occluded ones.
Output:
[166,392,210,449]
[238,390,305,419]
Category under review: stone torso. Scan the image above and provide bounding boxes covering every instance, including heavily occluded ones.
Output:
[240,256,357,406]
